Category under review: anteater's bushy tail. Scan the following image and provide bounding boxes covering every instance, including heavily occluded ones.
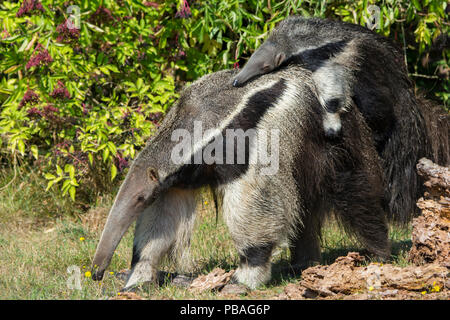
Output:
[382,89,449,223]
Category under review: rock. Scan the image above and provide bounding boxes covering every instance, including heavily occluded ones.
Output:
[219,284,248,296]
[298,252,448,298]
[416,158,450,190]
[189,268,235,292]
[409,159,450,267]
[172,274,195,288]
[379,289,398,296]
[282,283,306,299]
[300,252,366,297]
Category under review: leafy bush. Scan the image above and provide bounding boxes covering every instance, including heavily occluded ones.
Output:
[0,0,448,204]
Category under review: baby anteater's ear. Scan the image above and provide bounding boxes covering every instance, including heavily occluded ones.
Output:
[275,52,286,67]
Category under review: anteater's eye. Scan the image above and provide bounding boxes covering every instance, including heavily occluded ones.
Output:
[137,195,145,202]
[147,167,159,182]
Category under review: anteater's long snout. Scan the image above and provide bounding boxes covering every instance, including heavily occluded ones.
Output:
[91,200,140,281]
[91,178,159,280]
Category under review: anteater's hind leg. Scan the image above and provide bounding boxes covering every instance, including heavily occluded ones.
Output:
[289,210,323,273]
[123,188,197,291]
[332,169,390,260]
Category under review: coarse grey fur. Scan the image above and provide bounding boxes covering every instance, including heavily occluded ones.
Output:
[232,16,391,137]
[92,65,394,290]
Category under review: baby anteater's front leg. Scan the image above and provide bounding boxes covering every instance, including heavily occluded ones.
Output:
[313,62,352,138]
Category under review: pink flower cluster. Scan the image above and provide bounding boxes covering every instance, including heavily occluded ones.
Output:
[115,155,129,172]
[19,89,40,108]
[26,43,53,70]
[175,0,191,19]
[90,6,116,25]
[16,0,44,17]
[42,104,60,121]
[121,110,131,120]
[81,103,91,115]
[148,112,163,125]
[27,107,43,117]
[50,81,70,100]
[27,104,61,122]
[54,141,70,156]
[56,20,80,42]
[144,2,159,8]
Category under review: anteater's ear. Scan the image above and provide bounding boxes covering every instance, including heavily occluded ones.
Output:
[275,52,286,67]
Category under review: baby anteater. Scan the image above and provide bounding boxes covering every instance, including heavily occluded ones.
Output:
[232,16,398,137]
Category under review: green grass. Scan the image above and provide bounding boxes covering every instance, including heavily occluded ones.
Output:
[0,167,412,300]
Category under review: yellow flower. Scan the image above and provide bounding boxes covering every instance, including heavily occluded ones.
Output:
[85,271,92,278]
[432,285,440,292]
[421,291,427,295]
[117,292,121,296]
[79,237,85,241]
[204,201,208,205]
[110,271,114,275]
[368,286,374,291]
[82,266,86,269]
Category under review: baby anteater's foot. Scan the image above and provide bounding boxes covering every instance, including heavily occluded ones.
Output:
[321,98,344,138]
[322,112,342,138]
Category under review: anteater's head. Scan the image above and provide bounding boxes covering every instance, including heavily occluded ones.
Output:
[232,42,286,87]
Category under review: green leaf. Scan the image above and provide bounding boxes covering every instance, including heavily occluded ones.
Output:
[44,173,56,180]
[103,147,110,162]
[65,164,75,180]
[105,65,120,73]
[45,180,55,191]
[412,0,422,10]
[69,186,76,201]
[111,164,117,181]
[107,141,117,156]
[18,38,29,52]
[85,22,104,33]
[31,145,38,160]
[17,139,25,156]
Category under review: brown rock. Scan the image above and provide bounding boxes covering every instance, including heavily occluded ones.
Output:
[408,202,450,266]
[189,268,235,292]
[409,159,450,266]
[219,284,248,296]
[300,252,366,297]
[298,252,448,298]
[282,283,306,300]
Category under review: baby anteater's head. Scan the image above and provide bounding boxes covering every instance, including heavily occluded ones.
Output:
[232,41,286,87]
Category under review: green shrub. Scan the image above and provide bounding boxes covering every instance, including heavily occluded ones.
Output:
[0,0,448,204]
